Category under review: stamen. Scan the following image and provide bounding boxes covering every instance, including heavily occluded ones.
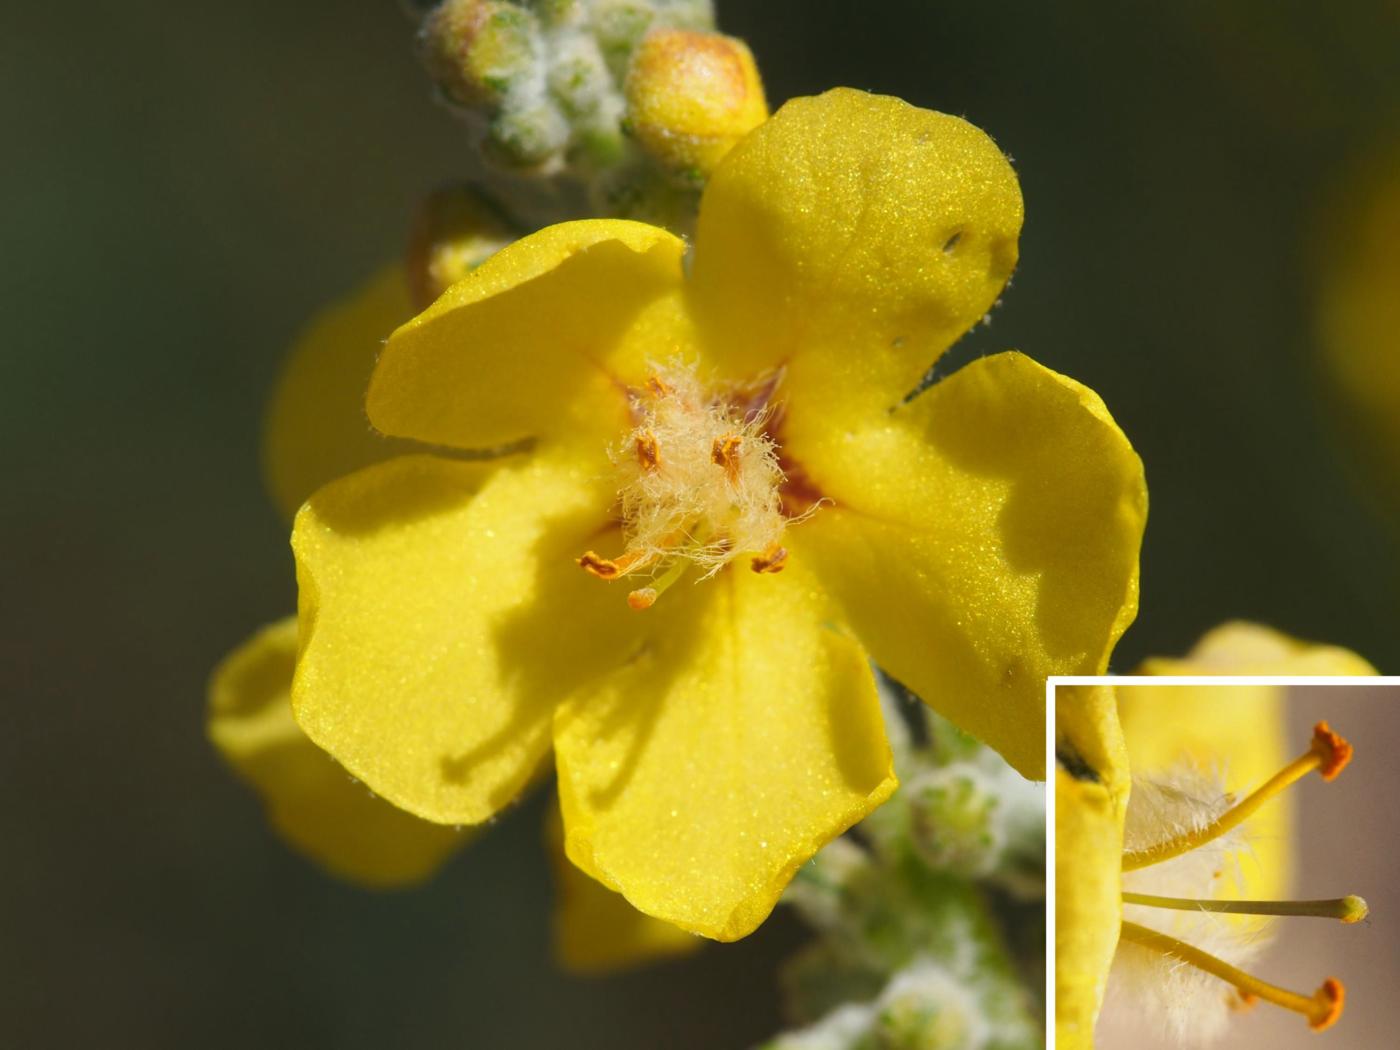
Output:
[635,430,660,471]
[1122,891,1369,923]
[577,549,652,579]
[1122,722,1353,871]
[711,433,743,483]
[1119,921,1346,1031]
[645,375,672,399]
[751,544,787,574]
[577,551,620,579]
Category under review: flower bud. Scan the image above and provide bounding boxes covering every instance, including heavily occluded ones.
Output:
[906,767,999,877]
[404,185,518,308]
[624,28,766,179]
[872,965,978,1050]
[420,0,539,108]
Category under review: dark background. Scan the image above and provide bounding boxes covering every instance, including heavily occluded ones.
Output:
[4,2,1398,1046]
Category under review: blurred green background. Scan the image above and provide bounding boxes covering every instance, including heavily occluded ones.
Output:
[4,1,1398,1046]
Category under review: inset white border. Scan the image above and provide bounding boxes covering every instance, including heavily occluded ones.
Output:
[1043,674,1400,1048]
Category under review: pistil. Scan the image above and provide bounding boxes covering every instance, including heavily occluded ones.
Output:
[1122,891,1368,923]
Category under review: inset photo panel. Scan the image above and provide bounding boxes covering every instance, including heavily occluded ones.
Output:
[1051,626,1400,1050]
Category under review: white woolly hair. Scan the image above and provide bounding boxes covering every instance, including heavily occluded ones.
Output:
[1103,763,1275,1046]
[612,361,788,575]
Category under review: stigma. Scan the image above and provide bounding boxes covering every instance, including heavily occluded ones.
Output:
[577,362,802,608]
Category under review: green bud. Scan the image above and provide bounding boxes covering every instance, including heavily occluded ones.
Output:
[873,965,977,1050]
[416,0,720,195]
[421,0,540,108]
[906,769,999,876]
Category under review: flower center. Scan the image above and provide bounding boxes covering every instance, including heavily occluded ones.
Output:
[576,362,814,609]
[1115,722,1361,1034]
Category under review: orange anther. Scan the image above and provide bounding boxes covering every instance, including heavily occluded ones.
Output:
[635,430,660,471]
[711,433,743,483]
[645,376,673,399]
[627,587,658,610]
[1309,978,1345,1031]
[578,549,651,579]
[577,551,621,579]
[751,545,787,574]
[1311,721,1352,781]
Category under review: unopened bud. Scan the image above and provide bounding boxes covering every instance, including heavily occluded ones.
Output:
[624,28,766,179]
[420,0,538,108]
[873,965,978,1050]
[405,185,517,308]
[906,769,998,877]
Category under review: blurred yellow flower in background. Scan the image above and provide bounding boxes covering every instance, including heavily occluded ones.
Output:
[1317,149,1400,514]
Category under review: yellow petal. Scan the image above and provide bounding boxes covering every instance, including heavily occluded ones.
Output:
[208,617,465,886]
[292,451,636,824]
[544,804,700,973]
[554,562,896,942]
[1123,622,1376,900]
[690,87,1022,420]
[1055,685,1128,1050]
[369,220,690,452]
[792,352,1147,781]
[263,267,418,521]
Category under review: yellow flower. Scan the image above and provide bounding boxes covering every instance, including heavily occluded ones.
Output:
[290,87,1145,941]
[1055,623,1374,1049]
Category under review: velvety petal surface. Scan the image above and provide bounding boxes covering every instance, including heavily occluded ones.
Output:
[545,805,700,973]
[1055,685,1129,1050]
[554,562,897,942]
[263,267,418,520]
[689,87,1022,423]
[792,352,1146,780]
[1123,622,1376,901]
[292,452,636,824]
[369,220,690,453]
[208,617,465,885]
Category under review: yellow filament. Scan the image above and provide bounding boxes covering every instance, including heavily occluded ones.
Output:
[1119,921,1344,1030]
[1122,724,1348,871]
[1122,891,1369,923]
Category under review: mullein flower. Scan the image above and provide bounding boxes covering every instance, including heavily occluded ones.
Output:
[289,86,1144,941]
[1055,623,1375,1049]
